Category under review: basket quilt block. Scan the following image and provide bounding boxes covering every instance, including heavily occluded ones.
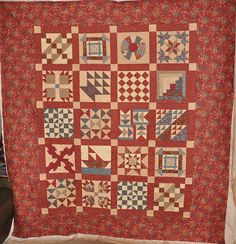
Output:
[0,1,235,242]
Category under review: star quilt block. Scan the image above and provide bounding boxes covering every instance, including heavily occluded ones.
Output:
[42,70,73,102]
[157,31,189,63]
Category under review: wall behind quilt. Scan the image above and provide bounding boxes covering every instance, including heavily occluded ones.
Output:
[0,1,235,243]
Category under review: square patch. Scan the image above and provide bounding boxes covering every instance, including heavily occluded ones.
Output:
[43,71,73,102]
[157,71,186,101]
[80,109,111,139]
[117,32,149,64]
[156,109,187,141]
[81,146,111,175]
[47,179,76,208]
[155,147,186,177]
[157,31,189,63]
[41,33,72,64]
[80,71,111,102]
[118,71,150,102]
[44,108,74,138]
[79,33,110,64]
[117,181,147,210]
[82,180,111,209]
[154,183,185,212]
[45,144,75,173]
[118,146,148,176]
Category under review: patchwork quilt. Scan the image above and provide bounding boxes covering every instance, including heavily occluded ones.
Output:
[0,1,235,242]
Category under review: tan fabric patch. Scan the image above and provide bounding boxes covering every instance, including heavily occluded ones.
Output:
[60,74,70,84]
[46,74,55,84]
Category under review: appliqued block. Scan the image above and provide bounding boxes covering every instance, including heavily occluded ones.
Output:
[47,179,76,208]
[157,71,186,101]
[43,71,73,102]
[81,146,111,175]
[41,33,72,64]
[118,71,149,102]
[154,183,185,212]
[117,181,147,210]
[155,147,186,177]
[45,144,75,173]
[117,32,149,64]
[157,31,189,63]
[79,33,110,64]
[44,108,74,138]
[118,146,148,176]
[80,71,111,102]
[121,35,146,61]
[156,109,187,141]
[80,109,111,139]
[82,180,111,209]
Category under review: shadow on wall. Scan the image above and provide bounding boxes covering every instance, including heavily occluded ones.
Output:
[0,178,14,244]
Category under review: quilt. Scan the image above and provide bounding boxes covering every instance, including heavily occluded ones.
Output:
[0,1,235,242]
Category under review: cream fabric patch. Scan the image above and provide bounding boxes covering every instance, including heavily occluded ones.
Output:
[233,176,236,207]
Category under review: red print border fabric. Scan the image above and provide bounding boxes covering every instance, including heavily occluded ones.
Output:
[0,1,235,242]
